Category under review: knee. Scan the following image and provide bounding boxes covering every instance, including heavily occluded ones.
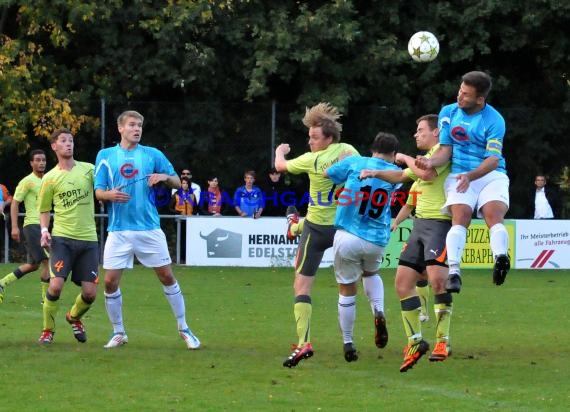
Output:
[82,292,96,304]
[48,283,63,297]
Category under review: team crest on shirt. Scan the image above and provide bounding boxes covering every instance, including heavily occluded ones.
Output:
[451,126,469,141]
[120,163,138,179]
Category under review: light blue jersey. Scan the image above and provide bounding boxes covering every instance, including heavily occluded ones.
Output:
[327,156,399,247]
[94,144,176,231]
[439,102,507,174]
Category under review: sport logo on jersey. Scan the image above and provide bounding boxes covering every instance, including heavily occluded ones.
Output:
[120,163,139,179]
[451,126,469,141]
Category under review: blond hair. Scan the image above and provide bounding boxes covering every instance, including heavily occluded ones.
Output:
[302,102,342,142]
[117,110,144,126]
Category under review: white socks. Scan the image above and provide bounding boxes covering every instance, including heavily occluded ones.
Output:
[163,282,189,331]
[489,223,509,257]
[362,274,384,314]
[338,295,356,344]
[104,289,124,334]
[446,225,467,267]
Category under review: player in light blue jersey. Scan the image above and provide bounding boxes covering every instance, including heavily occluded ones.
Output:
[416,71,510,293]
[95,144,174,231]
[95,110,200,350]
[324,132,399,362]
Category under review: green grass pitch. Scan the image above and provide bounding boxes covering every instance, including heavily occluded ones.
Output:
[1,263,569,411]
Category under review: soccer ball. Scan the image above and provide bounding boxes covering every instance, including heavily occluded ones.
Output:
[407,31,439,63]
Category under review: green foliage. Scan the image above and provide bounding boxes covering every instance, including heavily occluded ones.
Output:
[2,264,570,411]
[1,0,570,214]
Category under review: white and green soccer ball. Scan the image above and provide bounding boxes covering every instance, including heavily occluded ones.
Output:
[408,31,439,63]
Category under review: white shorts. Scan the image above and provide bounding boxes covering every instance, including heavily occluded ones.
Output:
[442,170,509,218]
[333,230,385,285]
[103,229,172,269]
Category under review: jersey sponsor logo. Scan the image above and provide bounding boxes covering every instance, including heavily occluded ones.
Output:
[451,126,469,141]
[120,163,139,179]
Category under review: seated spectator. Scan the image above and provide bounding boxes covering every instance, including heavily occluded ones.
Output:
[234,170,264,218]
[200,176,230,216]
[0,183,13,215]
[261,168,288,216]
[172,168,201,206]
[170,176,195,264]
[170,177,196,216]
[0,186,4,217]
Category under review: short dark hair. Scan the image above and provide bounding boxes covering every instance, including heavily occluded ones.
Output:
[49,128,73,143]
[29,149,46,161]
[416,114,438,130]
[244,170,256,178]
[462,71,492,98]
[180,176,191,184]
[370,132,398,154]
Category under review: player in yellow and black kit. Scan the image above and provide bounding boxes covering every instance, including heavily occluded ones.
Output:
[275,102,391,368]
[0,150,50,304]
[36,128,99,345]
[361,114,453,372]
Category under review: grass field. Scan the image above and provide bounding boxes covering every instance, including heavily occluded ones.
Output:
[1,263,570,411]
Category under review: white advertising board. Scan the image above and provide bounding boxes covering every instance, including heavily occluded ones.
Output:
[185,217,570,269]
[186,216,333,267]
[515,220,570,269]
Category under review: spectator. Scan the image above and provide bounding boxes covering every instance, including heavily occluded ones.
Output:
[200,176,229,216]
[527,174,560,219]
[173,169,201,206]
[234,170,264,218]
[170,176,195,264]
[261,168,288,216]
[0,184,13,211]
[0,184,12,224]
[170,177,196,216]
[0,187,4,216]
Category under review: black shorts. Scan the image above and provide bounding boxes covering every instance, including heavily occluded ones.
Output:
[399,218,451,273]
[49,236,99,286]
[23,225,48,264]
[294,220,335,277]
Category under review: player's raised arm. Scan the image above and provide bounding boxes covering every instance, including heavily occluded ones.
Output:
[274,143,291,172]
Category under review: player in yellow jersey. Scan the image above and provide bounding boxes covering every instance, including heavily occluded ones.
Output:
[361,114,453,371]
[275,102,365,367]
[36,128,99,345]
[0,150,50,304]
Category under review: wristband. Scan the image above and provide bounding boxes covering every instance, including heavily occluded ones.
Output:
[41,227,49,234]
